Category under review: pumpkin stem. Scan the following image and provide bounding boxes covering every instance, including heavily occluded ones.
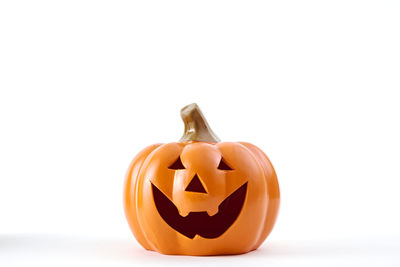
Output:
[179,103,220,142]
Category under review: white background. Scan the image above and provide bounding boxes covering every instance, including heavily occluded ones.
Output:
[1,0,400,266]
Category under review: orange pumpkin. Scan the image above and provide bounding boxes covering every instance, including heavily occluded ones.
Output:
[124,103,280,255]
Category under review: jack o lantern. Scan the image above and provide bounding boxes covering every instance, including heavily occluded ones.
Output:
[124,103,280,255]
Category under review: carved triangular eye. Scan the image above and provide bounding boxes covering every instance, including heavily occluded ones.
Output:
[168,157,185,170]
[217,157,233,170]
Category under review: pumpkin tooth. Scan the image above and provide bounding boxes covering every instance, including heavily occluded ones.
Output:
[206,207,219,217]
[179,209,190,217]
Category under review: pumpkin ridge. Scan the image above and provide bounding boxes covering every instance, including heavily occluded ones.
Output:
[135,142,185,252]
[124,143,162,251]
[239,142,280,250]
[132,143,167,251]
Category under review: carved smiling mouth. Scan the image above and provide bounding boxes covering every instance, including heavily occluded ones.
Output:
[151,182,248,239]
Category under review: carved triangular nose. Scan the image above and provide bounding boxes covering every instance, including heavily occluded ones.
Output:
[185,174,207,193]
